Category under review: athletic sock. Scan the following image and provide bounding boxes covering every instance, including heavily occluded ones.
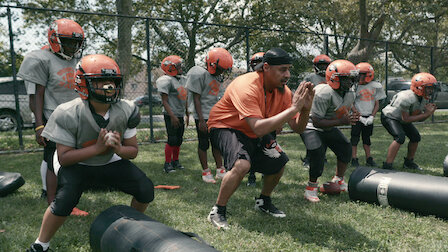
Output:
[172,146,180,161]
[164,144,173,163]
[40,160,48,191]
[34,238,50,251]
[308,181,319,187]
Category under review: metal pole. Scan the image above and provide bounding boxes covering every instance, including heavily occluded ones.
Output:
[145,19,154,142]
[430,47,434,123]
[324,35,329,55]
[7,7,23,149]
[245,28,250,72]
[385,42,389,100]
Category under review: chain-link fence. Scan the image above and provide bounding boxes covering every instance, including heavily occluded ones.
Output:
[1,5,447,151]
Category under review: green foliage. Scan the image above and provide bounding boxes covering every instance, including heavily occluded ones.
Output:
[2,122,448,251]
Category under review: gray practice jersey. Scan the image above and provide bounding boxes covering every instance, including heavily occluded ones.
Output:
[303,73,327,86]
[17,49,79,119]
[382,89,428,122]
[307,83,356,131]
[354,81,386,116]
[41,98,138,165]
[186,66,223,120]
[156,75,187,117]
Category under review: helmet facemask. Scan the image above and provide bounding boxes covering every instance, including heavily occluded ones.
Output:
[314,63,329,76]
[84,69,122,104]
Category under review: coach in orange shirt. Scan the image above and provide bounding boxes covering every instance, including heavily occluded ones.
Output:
[206,48,314,230]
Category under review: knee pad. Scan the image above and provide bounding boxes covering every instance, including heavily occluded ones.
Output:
[134,178,155,204]
[198,137,210,151]
[335,141,352,163]
[50,184,82,216]
[409,132,421,143]
[301,130,322,150]
[308,146,326,179]
[394,133,406,145]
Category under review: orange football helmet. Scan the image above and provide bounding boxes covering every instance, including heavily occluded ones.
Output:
[205,48,233,75]
[161,55,183,76]
[75,54,122,103]
[411,72,437,100]
[356,62,374,84]
[48,18,85,60]
[250,52,265,71]
[326,59,358,91]
[313,54,332,76]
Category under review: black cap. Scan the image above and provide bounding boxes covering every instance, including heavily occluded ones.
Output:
[263,48,292,65]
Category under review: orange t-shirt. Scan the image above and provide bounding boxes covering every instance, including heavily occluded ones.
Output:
[207,72,294,138]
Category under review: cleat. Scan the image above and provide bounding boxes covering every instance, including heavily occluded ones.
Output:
[382,162,393,170]
[304,185,320,203]
[26,243,48,252]
[331,176,347,192]
[207,206,229,230]
[246,172,256,187]
[403,158,422,171]
[215,167,227,180]
[171,160,185,170]
[163,162,176,173]
[254,197,286,218]
[202,169,216,184]
[351,158,359,167]
[366,157,378,167]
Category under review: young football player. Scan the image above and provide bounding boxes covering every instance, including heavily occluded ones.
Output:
[300,54,332,168]
[186,48,233,183]
[302,59,360,203]
[18,18,87,215]
[350,62,386,167]
[26,55,154,252]
[157,55,188,173]
[381,72,437,170]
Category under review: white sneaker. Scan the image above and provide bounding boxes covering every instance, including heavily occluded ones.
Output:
[304,186,320,203]
[215,167,227,180]
[202,169,216,184]
[207,205,229,230]
[332,176,348,192]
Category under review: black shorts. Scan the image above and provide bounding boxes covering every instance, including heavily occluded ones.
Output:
[210,128,289,175]
[195,119,211,151]
[164,114,185,146]
[381,113,421,144]
[50,159,154,216]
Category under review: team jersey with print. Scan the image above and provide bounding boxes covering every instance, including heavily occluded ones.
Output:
[207,72,294,139]
[303,73,327,86]
[354,81,386,116]
[307,83,356,131]
[156,75,187,117]
[382,89,428,122]
[186,66,222,120]
[41,98,139,165]
[17,49,79,119]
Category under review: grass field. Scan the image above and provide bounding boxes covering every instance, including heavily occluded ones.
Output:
[1,122,448,251]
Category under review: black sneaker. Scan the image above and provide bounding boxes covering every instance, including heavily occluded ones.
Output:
[366,157,377,167]
[382,162,393,170]
[207,206,229,230]
[403,158,422,171]
[26,243,48,252]
[40,189,47,200]
[163,162,176,173]
[247,172,256,187]
[351,158,359,167]
[254,197,286,218]
[171,160,185,170]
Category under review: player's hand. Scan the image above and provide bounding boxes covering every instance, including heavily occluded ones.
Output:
[198,119,207,133]
[105,130,122,153]
[171,115,181,128]
[35,128,46,146]
[425,103,437,114]
[95,128,109,153]
[350,111,361,125]
[338,114,351,125]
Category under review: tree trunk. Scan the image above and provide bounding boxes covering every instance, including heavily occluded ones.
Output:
[116,0,134,92]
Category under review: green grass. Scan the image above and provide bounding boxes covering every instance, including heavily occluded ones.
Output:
[1,122,448,251]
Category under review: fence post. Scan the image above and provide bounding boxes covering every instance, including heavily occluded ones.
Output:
[384,41,389,99]
[430,46,434,123]
[145,18,154,142]
[7,7,23,149]
[324,35,329,56]
[245,28,250,72]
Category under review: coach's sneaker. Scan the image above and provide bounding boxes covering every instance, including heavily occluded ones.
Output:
[254,196,286,218]
[304,184,320,203]
[207,205,229,230]
[163,162,176,173]
[403,157,422,171]
[202,169,216,183]
[215,166,227,180]
[382,162,393,170]
[26,243,48,252]
[366,157,378,167]
[171,160,185,170]
[331,176,347,192]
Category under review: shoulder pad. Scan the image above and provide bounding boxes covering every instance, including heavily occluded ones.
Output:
[127,105,141,129]
[369,81,383,89]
